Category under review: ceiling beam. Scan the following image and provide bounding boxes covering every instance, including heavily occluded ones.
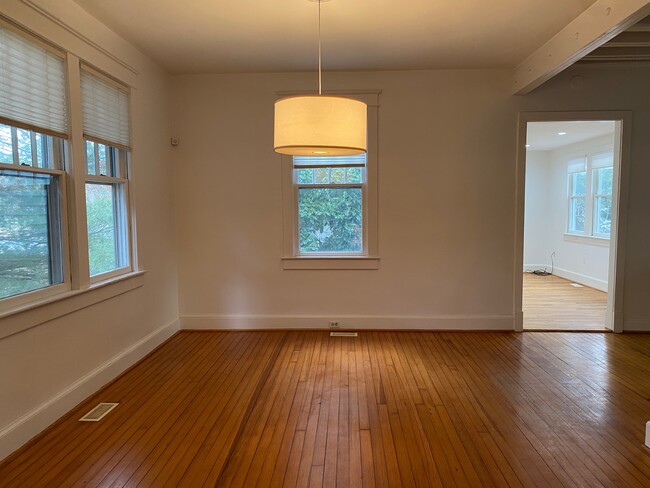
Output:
[602,31,650,46]
[513,1,650,95]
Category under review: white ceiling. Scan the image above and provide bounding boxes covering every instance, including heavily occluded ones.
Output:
[526,121,615,151]
[72,0,596,74]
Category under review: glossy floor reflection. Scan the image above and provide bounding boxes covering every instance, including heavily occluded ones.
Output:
[1,331,649,487]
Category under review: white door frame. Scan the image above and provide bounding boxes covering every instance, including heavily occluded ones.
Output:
[514,111,632,333]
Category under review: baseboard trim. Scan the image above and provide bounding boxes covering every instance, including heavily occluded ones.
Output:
[552,267,608,292]
[524,264,608,292]
[0,318,180,462]
[180,314,515,331]
[623,321,650,332]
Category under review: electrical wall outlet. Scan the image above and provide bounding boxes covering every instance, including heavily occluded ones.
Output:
[329,321,340,328]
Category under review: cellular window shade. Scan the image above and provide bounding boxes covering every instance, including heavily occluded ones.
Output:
[81,69,131,148]
[592,151,614,169]
[293,154,366,167]
[567,157,586,174]
[0,25,68,136]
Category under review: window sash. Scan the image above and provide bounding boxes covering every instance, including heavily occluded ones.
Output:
[85,181,130,279]
[0,124,64,170]
[293,156,368,255]
[0,165,69,304]
[295,185,365,255]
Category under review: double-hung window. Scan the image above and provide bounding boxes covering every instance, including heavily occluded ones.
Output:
[0,23,69,303]
[294,155,365,254]
[281,91,379,269]
[0,20,136,317]
[81,68,132,280]
[566,151,614,239]
[567,158,587,234]
[591,152,613,238]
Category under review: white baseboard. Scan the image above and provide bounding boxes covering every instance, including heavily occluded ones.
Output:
[0,318,180,462]
[552,267,608,292]
[524,263,552,271]
[623,321,650,332]
[524,264,608,292]
[180,314,515,331]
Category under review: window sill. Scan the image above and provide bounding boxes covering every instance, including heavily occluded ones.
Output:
[564,233,610,247]
[0,270,146,340]
[282,257,379,270]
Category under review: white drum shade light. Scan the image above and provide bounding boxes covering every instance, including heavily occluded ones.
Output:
[274,1,367,156]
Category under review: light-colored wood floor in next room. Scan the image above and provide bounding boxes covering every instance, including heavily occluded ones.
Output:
[1,330,650,487]
[523,273,609,330]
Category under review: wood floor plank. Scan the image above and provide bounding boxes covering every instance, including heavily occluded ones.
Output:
[523,273,608,330]
[1,330,649,487]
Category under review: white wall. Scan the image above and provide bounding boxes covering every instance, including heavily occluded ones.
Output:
[0,0,178,460]
[172,63,650,333]
[524,151,551,267]
[172,70,517,331]
[524,135,614,291]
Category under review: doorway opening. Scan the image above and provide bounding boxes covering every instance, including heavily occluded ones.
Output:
[515,113,630,332]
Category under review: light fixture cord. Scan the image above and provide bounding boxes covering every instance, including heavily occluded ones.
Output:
[318,0,322,95]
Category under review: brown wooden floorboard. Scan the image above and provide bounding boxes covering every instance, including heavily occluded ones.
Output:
[523,273,608,330]
[1,330,649,487]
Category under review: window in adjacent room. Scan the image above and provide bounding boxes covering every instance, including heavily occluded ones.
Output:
[592,152,613,238]
[566,151,613,238]
[567,158,587,234]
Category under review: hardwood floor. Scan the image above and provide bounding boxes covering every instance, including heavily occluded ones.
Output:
[523,273,609,330]
[1,330,649,487]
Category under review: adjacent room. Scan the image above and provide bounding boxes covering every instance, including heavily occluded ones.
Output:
[1,1,649,487]
[523,120,618,331]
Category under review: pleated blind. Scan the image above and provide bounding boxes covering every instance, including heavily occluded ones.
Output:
[293,153,366,168]
[81,68,131,149]
[592,151,613,169]
[0,24,68,136]
[567,157,587,174]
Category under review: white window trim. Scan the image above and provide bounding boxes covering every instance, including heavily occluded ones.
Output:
[0,26,140,331]
[0,270,145,340]
[280,90,380,270]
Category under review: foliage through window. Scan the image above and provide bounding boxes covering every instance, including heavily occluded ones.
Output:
[294,155,365,254]
[0,125,66,300]
[85,140,130,277]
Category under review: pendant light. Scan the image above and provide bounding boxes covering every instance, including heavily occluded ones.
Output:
[274,0,367,156]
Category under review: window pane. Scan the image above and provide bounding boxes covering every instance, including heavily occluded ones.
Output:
[16,128,33,166]
[330,167,346,184]
[0,170,63,299]
[86,140,96,175]
[297,169,314,184]
[594,196,612,236]
[569,197,586,233]
[314,168,330,184]
[347,167,363,184]
[86,183,128,276]
[35,132,44,168]
[571,172,586,196]
[0,125,13,164]
[298,187,362,253]
[98,144,108,176]
[596,167,613,195]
